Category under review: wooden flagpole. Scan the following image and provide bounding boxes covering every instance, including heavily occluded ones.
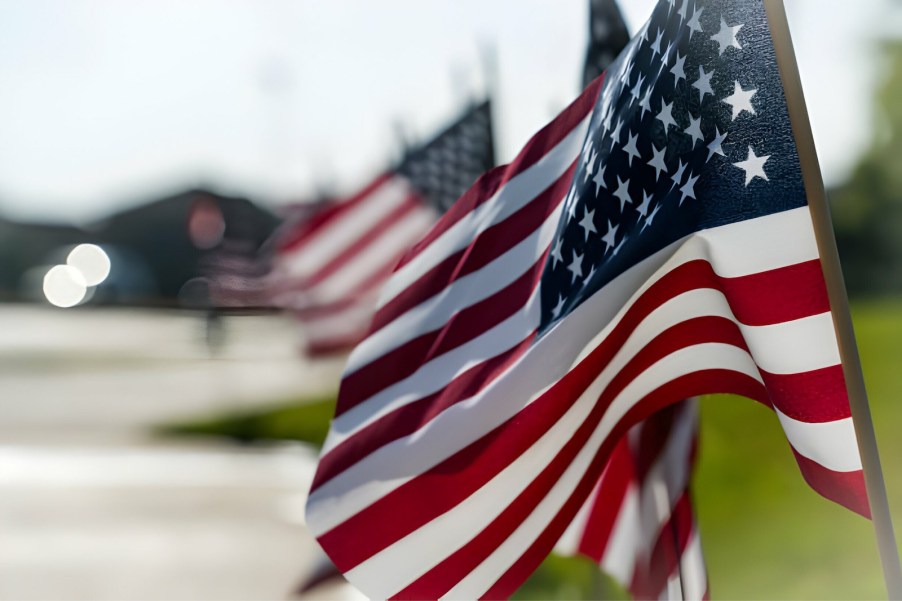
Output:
[763,0,902,597]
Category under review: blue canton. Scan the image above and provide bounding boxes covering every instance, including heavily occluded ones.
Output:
[539,0,807,334]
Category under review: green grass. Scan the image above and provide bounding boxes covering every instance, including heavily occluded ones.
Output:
[161,299,902,599]
[157,395,336,447]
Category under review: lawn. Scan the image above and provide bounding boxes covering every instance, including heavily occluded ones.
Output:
[160,299,902,599]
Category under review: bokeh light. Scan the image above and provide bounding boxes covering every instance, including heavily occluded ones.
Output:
[42,265,88,308]
[66,244,111,286]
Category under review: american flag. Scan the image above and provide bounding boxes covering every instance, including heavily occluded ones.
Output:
[306,0,867,597]
[267,100,494,355]
[556,399,707,599]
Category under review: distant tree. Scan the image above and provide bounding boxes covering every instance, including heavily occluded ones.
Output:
[832,42,902,296]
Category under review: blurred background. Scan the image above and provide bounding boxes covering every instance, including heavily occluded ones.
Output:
[1,0,901,599]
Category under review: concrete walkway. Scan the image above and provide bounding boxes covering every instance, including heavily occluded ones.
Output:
[0,306,357,600]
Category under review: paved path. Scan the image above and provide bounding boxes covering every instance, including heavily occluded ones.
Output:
[0,306,358,600]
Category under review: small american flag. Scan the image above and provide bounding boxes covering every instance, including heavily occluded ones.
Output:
[556,399,707,599]
[267,100,494,355]
[306,0,867,597]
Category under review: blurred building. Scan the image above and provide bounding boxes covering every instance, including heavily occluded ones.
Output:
[0,189,279,309]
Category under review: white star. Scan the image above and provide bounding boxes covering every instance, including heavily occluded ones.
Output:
[620,62,634,86]
[733,145,770,185]
[610,118,623,146]
[636,190,653,218]
[648,144,668,180]
[677,0,689,22]
[670,159,687,190]
[684,113,704,147]
[630,73,646,106]
[614,176,632,212]
[707,126,728,162]
[566,188,578,220]
[567,249,584,283]
[551,294,565,319]
[584,148,598,182]
[592,164,607,196]
[643,203,662,232]
[551,237,564,268]
[601,219,619,252]
[679,172,699,205]
[650,28,664,57]
[711,18,743,55]
[584,265,597,286]
[692,65,715,100]
[656,99,678,134]
[658,41,674,77]
[723,81,757,120]
[578,208,597,241]
[622,131,641,166]
[639,86,654,118]
[602,109,613,133]
[612,235,628,257]
[582,140,594,167]
[670,53,687,85]
[687,6,704,39]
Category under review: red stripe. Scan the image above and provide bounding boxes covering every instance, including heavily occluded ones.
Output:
[394,76,604,271]
[277,174,392,253]
[323,314,752,574]
[338,260,545,417]
[792,448,870,518]
[368,161,576,337]
[720,259,830,326]
[310,337,534,492]
[301,193,425,289]
[576,440,634,562]
[760,365,850,422]
[484,369,767,600]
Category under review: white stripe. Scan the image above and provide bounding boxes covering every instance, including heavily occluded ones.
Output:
[741,312,840,375]
[306,208,435,303]
[775,409,862,472]
[377,113,593,309]
[600,485,641,587]
[680,530,708,601]
[278,178,411,279]
[442,343,759,599]
[662,572,684,601]
[345,207,560,376]
[694,206,819,277]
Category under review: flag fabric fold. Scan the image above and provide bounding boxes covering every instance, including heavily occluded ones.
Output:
[306,0,867,597]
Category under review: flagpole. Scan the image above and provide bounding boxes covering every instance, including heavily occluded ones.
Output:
[763,0,902,597]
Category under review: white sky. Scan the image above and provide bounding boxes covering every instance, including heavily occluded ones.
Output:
[0,0,894,223]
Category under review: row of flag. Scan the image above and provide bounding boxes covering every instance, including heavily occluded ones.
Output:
[264,0,895,598]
